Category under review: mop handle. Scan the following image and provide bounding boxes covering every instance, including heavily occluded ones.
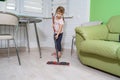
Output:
[52,13,55,32]
[52,13,59,62]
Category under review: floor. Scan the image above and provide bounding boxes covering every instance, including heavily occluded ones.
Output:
[0,47,119,80]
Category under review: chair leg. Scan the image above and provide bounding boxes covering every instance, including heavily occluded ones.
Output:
[7,40,10,58]
[71,36,75,56]
[13,39,21,65]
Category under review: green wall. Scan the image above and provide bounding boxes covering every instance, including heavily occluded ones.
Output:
[90,0,120,23]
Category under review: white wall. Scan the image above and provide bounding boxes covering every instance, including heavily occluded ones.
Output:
[28,0,90,49]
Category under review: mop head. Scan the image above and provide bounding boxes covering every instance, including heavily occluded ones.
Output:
[47,61,70,66]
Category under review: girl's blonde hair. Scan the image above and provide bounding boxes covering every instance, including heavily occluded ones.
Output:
[56,6,65,14]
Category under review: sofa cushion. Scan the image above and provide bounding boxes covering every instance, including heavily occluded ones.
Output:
[107,33,119,42]
[80,40,120,59]
[116,48,120,60]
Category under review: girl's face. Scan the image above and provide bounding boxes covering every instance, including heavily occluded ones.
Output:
[56,12,63,19]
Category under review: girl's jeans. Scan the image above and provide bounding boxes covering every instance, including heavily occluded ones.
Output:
[54,33,63,52]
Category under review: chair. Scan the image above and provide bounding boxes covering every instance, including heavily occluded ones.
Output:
[0,12,21,65]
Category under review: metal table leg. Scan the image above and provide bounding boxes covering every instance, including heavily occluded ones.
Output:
[26,22,30,52]
[34,22,42,58]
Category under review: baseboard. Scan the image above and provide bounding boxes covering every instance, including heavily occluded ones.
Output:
[0,47,26,53]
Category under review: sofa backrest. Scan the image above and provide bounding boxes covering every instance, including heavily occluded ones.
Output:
[75,25,108,40]
[107,15,120,33]
[106,15,120,41]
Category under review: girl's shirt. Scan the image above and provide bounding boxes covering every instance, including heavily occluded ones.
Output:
[54,16,64,33]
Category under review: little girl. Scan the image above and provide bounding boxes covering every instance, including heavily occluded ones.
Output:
[52,6,65,58]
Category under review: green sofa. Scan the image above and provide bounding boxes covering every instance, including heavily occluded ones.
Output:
[75,15,120,77]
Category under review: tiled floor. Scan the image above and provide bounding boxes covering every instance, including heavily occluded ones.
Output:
[0,47,119,80]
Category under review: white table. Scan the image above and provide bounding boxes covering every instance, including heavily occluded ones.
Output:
[19,16,42,58]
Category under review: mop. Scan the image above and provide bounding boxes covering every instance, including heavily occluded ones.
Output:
[47,13,70,65]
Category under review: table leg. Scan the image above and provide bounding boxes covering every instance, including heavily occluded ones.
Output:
[26,23,30,52]
[34,22,42,58]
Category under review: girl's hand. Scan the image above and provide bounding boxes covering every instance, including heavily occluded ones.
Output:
[55,35,58,39]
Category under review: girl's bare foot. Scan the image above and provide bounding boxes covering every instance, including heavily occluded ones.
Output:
[52,52,62,58]
[58,52,62,58]
[51,52,56,56]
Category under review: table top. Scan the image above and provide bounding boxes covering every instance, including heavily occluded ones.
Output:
[19,16,42,23]
[0,11,42,25]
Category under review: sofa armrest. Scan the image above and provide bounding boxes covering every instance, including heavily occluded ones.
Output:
[75,24,108,40]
